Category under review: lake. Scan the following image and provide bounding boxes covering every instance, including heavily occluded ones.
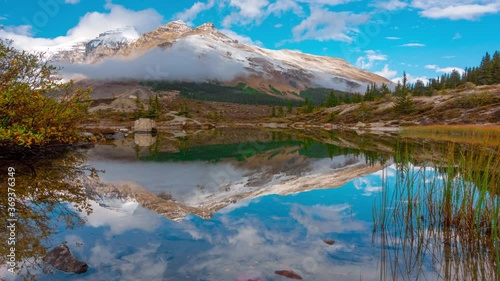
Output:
[1,128,499,281]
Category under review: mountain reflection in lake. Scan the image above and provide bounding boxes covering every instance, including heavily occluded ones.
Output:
[1,128,498,281]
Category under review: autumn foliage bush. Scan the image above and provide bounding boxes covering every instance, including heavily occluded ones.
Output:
[0,40,91,148]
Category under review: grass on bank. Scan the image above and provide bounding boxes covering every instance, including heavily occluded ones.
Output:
[373,136,500,280]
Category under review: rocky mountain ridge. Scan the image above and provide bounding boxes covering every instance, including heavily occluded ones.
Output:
[53,20,392,95]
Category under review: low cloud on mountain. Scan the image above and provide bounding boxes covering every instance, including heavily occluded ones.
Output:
[56,46,250,82]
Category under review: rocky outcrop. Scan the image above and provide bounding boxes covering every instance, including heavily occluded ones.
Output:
[43,244,88,274]
[134,118,157,133]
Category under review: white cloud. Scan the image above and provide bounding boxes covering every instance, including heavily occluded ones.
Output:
[65,0,80,4]
[57,45,251,82]
[222,0,270,27]
[452,32,462,40]
[0,16,7,21]
[356,50,387,69]
[400,43,426,47]
[419,3,500,20]
[373,0,408,11]
[436,66,465,74]
[222,0,303,27]
[375,64,397,79]
[392,73,429,84]
[274,23,283,28]
[385,36,401,40]
[442,55,456,59]
[3,25,32,36]
[220,29,264,46]
[0,4,163,52]
[425,64,437,69]
[292,8,370,43]
[172,0,215,26]
[412,1,500,20]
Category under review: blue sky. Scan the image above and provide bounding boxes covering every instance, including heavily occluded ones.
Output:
[1,0,499,83]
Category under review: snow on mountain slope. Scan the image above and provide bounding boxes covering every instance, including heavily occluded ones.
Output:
[51,26,139,63]
[52,21,392,94]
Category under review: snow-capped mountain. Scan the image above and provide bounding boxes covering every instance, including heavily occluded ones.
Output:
[51,26,139,64]
[52,21,392,94]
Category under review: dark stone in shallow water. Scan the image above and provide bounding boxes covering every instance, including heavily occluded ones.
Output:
[43,244,88,274]
[323,239,335,245]
[275,270,303,280]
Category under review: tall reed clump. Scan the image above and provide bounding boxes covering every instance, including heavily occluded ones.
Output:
[373,131,500,280]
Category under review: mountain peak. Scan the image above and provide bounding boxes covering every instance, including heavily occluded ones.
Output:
[159,20,192,33]
[196,22,215,30]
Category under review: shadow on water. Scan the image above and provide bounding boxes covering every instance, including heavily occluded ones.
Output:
[0,150,96,281]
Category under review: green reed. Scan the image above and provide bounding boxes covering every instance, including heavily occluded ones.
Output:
[373,131,500,280]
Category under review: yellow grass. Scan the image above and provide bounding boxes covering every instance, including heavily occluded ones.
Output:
[401,125,500,146]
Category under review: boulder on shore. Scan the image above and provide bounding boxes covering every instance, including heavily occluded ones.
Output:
[134,118,157,133]
[43,244,88,274]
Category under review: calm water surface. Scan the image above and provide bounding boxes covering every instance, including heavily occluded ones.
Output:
[1,129,497,281]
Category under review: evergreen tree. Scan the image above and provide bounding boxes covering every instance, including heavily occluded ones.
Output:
[413,80,425,96]
[492,51,500,83]
[286,100,293,113]
[146,95,160,119]
[325,90,338,107]
[135,93,144,119]
[479,52,493,85]
[270,106,276,117]
[380,83,391,96]
[393,93,415,115]
[278,106,285,117]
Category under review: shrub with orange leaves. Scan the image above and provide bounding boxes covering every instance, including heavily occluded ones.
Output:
[0,39,92,148]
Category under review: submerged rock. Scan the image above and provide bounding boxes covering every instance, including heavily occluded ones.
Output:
[43,244,88,274]
[323,239,335,245]
[275,270,303,280]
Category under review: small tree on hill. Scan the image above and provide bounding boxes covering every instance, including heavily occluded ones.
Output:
[393,93,416,115]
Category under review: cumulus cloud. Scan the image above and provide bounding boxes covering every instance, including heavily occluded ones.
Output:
[292,8,370,43]
[172,0,215,26]
[65,0,80,4]
[220,29,264,46]
[375,64,397,79]
[425,64,437,69]
[0,3,163,52]
[385,36,401,40]
[356,50,387,69]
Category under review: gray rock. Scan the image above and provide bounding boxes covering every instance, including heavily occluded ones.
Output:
[43,244,88,274]
[134,118,157,133]
[112,132,125,140]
